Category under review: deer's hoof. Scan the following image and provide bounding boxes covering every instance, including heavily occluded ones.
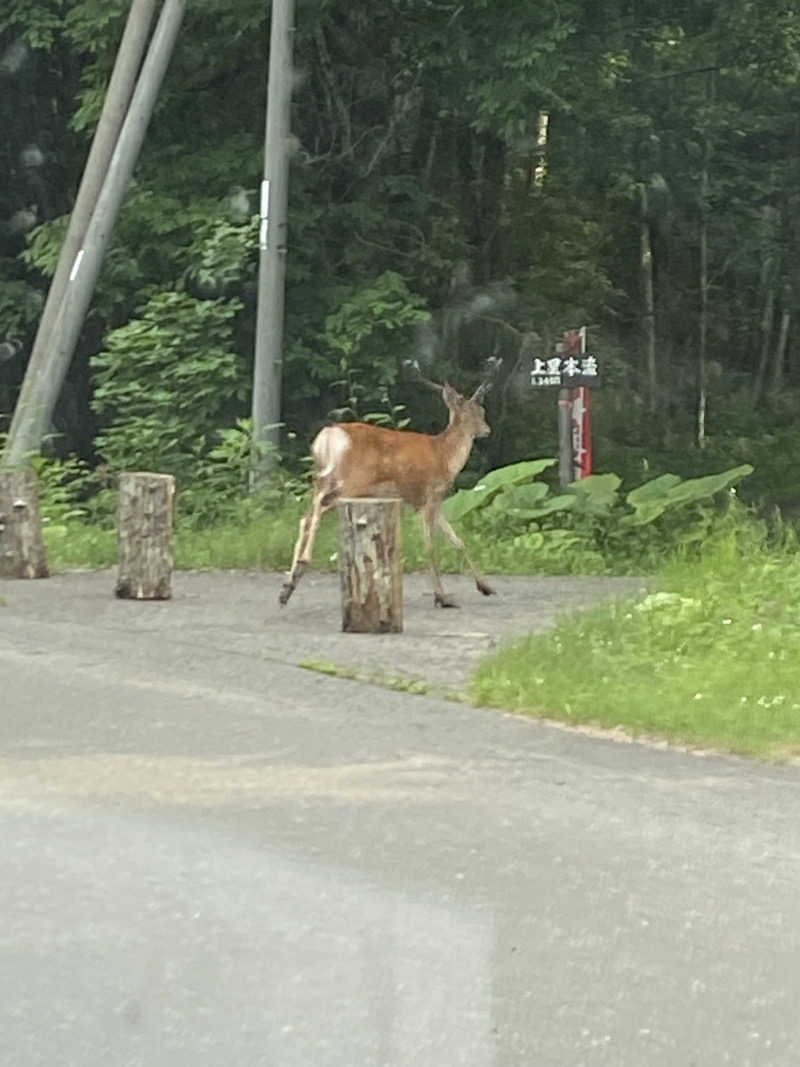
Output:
[476,580,496,597]
[278,584,293,606]
[434,593,460,609]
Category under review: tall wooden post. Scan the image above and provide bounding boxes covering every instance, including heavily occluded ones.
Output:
[338,498,403,633]
[115,472,174,600]
[250,0,296,485]
[2,0,186,467]
[557,388,573,487]
[0,470,49,578]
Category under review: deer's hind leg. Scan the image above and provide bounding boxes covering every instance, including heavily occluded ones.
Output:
[278,481,336,606]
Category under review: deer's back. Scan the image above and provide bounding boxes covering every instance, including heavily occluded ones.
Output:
[313,422,452,507]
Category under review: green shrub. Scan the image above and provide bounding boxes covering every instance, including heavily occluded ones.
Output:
[444,457,754,573]
[91,290,245,484]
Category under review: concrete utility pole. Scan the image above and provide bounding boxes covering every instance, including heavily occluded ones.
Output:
[250,0,296,488]
[2,0,184,469]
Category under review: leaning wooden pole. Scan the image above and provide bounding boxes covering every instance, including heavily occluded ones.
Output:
[0,470,49,579]
[2,0,186,469]
[338,498,403,633]
[115,472,175,600]
[1,0,158,470]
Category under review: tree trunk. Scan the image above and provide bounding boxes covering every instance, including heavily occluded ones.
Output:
[639,183,657,411]
[697,215,708,447]
[115,472,174,599]
[768,299,792,395]
[697,196,709,448]
[754,264,776,405]
[697,70,715,448]
[0,470,49,579]
[533,110,550,188]
[338,498,403,633]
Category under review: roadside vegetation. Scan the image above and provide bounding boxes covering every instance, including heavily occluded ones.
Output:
[473,520,800,761]
[34,448,752,576]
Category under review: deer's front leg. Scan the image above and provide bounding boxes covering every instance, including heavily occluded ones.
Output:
[422,505,458,608]
[436,512,496,597]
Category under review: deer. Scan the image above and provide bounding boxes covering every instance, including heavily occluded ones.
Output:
[278,370,498,609]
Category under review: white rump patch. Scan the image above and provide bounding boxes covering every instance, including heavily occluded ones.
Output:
[312,425,351,479]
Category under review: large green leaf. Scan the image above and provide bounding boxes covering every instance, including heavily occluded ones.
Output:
[622,464,753,526]
[443,459,557,521]
[509,495,577,520]
[567,473,621,516]
[491,482,577,520]
[625,473,683,526]
[493,482,550,508]
[626,473,682,507]
[662,464,753,507]
[624,500,671,527]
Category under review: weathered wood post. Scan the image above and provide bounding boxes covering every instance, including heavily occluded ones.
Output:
[115,471,175,600]
[0,469,49,579]
[338,497,403,633]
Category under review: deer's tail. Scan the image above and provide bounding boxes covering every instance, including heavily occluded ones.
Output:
[311,425,350,500]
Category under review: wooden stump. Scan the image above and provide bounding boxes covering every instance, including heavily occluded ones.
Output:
[0,469,49,579]
[338,497,403,633]
[115,472,175,600]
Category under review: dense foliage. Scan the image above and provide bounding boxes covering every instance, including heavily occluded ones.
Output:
[2,0,800,509]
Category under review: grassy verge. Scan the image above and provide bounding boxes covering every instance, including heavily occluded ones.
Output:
[43,521,117,568]
[43,506,612,576]
[473,530,800,760]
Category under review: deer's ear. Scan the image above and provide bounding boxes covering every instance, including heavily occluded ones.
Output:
[442,382,463,406]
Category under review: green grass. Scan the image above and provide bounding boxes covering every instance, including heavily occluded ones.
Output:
[298,659,431,695]
[44,505,597,576]
[174,505,320,570]
[473,531,800,760]
[43,503,327,573]
[43,521,117,568]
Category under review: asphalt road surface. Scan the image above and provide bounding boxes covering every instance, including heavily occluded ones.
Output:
[2,570,800,1066]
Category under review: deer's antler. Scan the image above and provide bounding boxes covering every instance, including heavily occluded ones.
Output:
[404,358,445,394]
[470,357,503,401]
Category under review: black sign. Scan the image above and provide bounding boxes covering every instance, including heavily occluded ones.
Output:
[530,354,600,389]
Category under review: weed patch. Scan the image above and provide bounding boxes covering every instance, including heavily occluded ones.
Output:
[473,529,800,760]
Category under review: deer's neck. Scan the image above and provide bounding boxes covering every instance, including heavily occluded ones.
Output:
[437,420,476,482]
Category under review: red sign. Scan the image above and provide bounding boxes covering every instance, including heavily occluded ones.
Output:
[565,328,592,480]
[570,386,592,480]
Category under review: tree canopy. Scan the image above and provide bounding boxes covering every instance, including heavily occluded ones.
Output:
[2,0,799,505]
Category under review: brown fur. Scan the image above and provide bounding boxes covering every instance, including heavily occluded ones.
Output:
[279,383,495,608]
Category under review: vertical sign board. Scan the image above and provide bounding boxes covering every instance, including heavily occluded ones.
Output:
[568,327,592,481]
[530,327,599,485]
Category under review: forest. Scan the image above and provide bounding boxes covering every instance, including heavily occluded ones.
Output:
[1,0,800,513]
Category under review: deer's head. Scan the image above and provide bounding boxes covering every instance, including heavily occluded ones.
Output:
[441,382,491,438]
[407,359,499,439]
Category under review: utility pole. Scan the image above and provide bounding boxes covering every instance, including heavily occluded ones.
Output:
[2,0,159,469]
[250,0,296,488]
[2,0,185,469]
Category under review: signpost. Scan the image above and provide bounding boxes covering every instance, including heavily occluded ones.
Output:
[530,327,599,486]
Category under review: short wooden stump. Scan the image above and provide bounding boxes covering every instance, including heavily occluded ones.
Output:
[0,469,49,579]
[337,497,403,633]
[115,471,175,600]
